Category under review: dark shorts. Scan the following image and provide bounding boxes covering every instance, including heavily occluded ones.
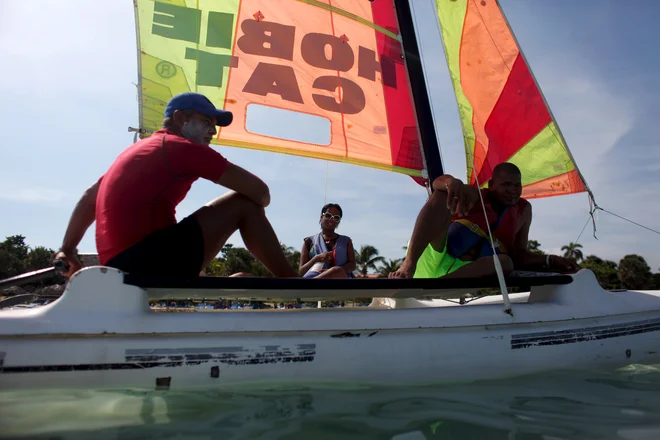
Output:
[106,215,204,278]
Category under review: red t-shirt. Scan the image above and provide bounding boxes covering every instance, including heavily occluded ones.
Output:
[95,129,230,264]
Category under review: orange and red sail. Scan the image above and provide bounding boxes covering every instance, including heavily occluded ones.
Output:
[134,0,424,178]
[436,0,589,199]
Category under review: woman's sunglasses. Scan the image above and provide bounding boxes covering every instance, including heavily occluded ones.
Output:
[322,212,341,222]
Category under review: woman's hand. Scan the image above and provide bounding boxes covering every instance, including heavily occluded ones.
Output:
[313,252,333,264]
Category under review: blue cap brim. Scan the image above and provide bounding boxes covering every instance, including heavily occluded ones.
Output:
[214,109,233,127]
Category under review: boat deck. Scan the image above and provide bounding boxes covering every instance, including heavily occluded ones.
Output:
[126,272,573,301]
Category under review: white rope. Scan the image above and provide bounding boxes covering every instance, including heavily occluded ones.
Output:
[471,172,513,315]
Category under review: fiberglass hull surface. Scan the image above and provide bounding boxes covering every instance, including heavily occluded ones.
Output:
[1,269,660,390]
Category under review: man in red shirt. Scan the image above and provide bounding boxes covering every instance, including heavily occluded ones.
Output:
[55,92,311,279]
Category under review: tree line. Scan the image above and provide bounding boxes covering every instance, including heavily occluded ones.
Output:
[527,240,660,290]
[1,235,659,291]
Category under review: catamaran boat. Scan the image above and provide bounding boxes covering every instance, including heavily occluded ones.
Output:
[1,0,658,391]
[1,266,660,391]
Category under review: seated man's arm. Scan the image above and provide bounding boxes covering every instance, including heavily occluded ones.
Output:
[512,204,543,269]
[512,204,579,273]
[56,178,101,277]
[215,163,271,208]
[166,139,270,208]
[432,175,480,217]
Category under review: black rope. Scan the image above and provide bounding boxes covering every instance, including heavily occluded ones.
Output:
[597,207,660,236]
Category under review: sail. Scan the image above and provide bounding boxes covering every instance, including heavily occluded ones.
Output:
[435,0,589,199]
[133,0,425,178]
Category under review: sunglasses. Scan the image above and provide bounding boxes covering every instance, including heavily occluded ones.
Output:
[322,212,341,222]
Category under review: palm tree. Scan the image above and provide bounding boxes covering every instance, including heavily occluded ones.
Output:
[355,245,386,276]
[561,242,584,262]
[377,259,402,278]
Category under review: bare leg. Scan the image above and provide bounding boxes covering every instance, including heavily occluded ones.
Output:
[192,191,298,277]
[442,254,514,279]
[390,191,452,278]
[315,266,348,279]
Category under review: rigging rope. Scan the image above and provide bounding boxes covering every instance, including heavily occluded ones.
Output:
[597,207,660,236]
[574,213,594,245]
[573,204,659,248]
[574,196,599,244]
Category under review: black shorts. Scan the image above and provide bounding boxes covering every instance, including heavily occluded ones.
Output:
[106,215,204,278]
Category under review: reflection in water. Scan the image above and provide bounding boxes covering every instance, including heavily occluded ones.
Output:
[2,365,660,439]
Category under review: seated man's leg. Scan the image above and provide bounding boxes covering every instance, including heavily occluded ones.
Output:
[193,191,299,278]
[391,190,452,278]
[441,254,513,279]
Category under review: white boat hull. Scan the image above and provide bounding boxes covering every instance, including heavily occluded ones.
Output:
[1,267,660,390]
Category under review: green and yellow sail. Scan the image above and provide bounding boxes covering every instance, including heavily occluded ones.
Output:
[436,0,589,199]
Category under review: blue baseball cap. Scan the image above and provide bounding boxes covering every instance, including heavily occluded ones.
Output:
[164,92,233,127]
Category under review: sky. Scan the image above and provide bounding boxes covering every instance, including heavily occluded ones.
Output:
[0,0,659,272]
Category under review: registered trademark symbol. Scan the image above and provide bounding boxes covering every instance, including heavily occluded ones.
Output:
[156,61,177,79]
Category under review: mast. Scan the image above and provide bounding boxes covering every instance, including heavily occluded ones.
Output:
[129,0,147,142]
[393,0,444,187]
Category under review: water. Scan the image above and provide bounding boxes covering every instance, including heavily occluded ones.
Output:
[2,365,660,439]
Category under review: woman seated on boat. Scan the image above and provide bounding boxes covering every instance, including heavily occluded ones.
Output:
[299,203,356,278]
